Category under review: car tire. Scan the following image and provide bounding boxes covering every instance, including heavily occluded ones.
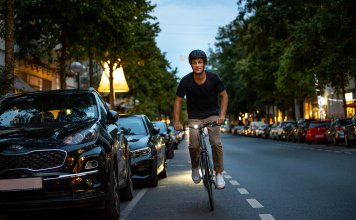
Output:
[345,134,351,147]
[148,156,158,187]
[102,165,120,220]
[159,159,168,178]
[120,164,134,201]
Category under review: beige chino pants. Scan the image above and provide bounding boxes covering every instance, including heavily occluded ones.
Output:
[188,115,224,173]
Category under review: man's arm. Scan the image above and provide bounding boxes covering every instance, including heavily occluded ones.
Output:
[217,90,228,125]
[173,96,183,130]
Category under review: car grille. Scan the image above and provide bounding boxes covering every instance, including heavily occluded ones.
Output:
[0,150,67,172]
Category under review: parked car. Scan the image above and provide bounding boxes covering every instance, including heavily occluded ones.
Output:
[306,119,332,144]
[255,124,270,139]
[290,119,314,143]
[269,123,279,140]
[118,115,167,187]
[232,125,245,135]
[168,125,182,147]
[275,120,297,141]
[0,89,133,219]
[282,122,298,141]
[220,124,230,133]
[343,115,356,147]
[325,117,351,146]
[153,121,175,158]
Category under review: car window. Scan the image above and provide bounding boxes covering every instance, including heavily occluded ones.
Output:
[153,122,167,133]
[118,118,147,135]
[309,122,330,128]
[0,93,98,126]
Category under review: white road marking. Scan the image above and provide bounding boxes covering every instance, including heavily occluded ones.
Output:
[237,188,249,194]
[229,180,240,185]
[120,188,148,220]
[259,214,275,220]
[224,174,232,179]
[246,198,264,208]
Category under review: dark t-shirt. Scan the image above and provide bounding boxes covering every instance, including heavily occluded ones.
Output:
[176,71,225,119]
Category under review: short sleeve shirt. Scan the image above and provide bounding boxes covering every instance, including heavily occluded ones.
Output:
[176,71,226,119]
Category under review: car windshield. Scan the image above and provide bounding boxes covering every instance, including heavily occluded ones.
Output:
[153,122,167,133]
[0,93,98,127]
[118,118,147,135]
[309,122,330,128]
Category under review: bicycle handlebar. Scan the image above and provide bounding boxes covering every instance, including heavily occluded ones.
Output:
[190,121,219,129]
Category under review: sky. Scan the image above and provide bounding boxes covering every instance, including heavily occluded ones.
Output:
[150,0,239,78]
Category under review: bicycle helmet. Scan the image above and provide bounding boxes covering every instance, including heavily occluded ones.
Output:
[188,49,207,64]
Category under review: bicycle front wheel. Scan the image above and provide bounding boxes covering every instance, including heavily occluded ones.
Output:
[202,153,214,211]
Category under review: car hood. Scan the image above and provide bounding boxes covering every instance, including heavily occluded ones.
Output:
[0,120,96,147]
[125,135,150,151]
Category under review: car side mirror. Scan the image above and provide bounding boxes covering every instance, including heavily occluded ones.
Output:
[106,110,119,124]
[153,126,160,135]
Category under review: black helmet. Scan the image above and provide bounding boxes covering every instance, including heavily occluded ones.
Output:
[188,49,207,64]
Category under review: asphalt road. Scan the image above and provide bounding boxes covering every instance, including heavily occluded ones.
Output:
[120,133,356,220]
[2,133,356,220]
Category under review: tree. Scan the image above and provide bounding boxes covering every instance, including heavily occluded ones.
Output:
[0,0,14,95]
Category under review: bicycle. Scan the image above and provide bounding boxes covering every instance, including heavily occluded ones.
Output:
[190,121,217,211]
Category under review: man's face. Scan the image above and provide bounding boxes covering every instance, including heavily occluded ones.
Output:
[191,58,205,75]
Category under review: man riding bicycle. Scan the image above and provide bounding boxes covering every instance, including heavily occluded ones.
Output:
[173,49,228,189]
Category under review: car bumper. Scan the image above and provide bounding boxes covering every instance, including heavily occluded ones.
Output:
[0,170,107,212]
[130,155,154,180]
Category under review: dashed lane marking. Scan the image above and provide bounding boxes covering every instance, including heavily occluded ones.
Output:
[246,198,264,208]
[259,214,276,220]
[237,188,249,194]
[224,174,232,179]
[229,180,240,185]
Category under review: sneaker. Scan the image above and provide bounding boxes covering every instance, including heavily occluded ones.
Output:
[191,168,201,184]
[215,173,225,189]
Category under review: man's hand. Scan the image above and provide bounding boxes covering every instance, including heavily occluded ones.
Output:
[216,116,225,125]
[174,121,183,131]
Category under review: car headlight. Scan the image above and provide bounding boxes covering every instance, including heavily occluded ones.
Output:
[64,128,97,145]
[131,147,151,157]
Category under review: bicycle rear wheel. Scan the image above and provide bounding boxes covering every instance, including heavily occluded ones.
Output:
[201,153,214,211]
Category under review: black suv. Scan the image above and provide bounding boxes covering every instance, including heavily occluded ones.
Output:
[0,89,133,219]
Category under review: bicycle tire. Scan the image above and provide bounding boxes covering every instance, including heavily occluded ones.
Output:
[204,153,214,211]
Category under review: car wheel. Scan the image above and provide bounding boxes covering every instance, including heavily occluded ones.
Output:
[120,164,133,201]
[345,134,350,147]
[103,165,120,220]
[297,136,301,143]
[148,156,158,187]
[159,159,168,178]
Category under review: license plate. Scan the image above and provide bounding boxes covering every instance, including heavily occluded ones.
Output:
[0,177,43,191]
[315,135,324,138]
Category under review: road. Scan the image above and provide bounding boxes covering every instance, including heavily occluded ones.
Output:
[120,133,356,220]
[2,133,356,220]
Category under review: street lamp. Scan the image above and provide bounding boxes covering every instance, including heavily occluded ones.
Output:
[98,60,129,109]
[70,61,86,89]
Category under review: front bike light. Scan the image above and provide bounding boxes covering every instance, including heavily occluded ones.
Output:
[193,124,199,129]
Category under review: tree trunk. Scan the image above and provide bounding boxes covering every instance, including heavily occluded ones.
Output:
[88,49,94,87]
[59,25,68,89]
[4,0,14,93]
[340,73,347,117]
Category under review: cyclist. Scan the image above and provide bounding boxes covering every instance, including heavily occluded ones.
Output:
[173,49,228,189]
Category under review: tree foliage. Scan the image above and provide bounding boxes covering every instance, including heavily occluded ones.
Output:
[210,0,356,120]
[0,0,178,120]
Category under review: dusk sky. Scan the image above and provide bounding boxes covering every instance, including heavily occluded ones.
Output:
[150,0,239,78]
